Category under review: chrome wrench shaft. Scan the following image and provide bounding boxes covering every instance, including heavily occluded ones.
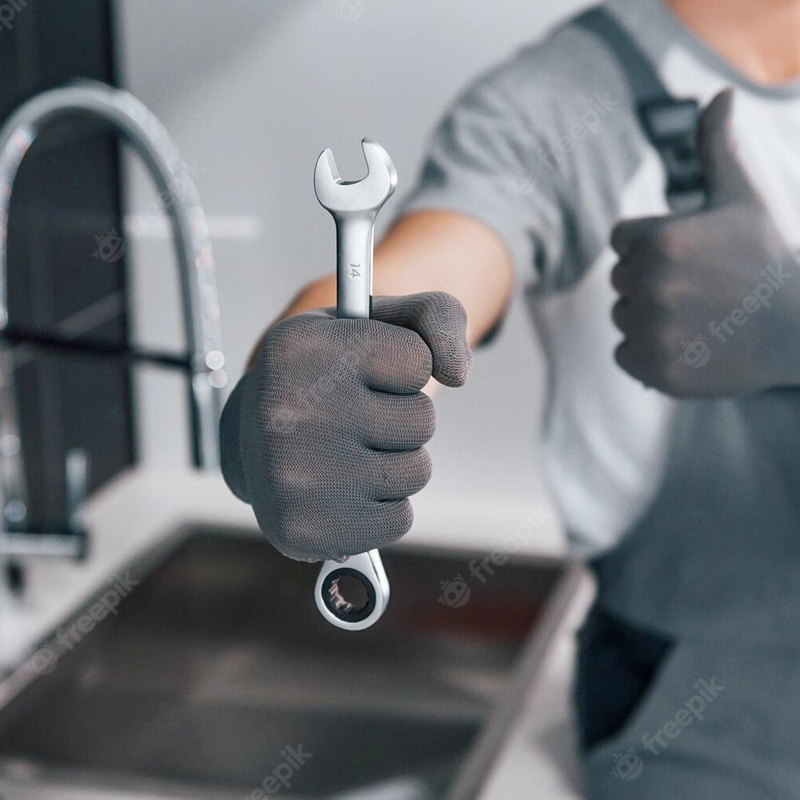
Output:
[313,138,398,631]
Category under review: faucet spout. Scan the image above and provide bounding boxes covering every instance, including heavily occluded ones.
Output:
[0,79,225,471]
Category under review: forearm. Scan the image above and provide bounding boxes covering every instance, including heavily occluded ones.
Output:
[247,210,514,367]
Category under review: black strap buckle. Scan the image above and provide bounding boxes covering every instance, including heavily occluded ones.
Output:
[638,98,705,212]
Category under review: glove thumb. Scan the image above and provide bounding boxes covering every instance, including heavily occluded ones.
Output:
[371,292,473,387]
[698,87,760,206]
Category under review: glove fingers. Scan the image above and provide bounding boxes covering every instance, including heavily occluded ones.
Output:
[354,498,415,554]
[274,498,414,561]
[360,390,436,451]
[610,254,658,302]
[610,216,666,258]
[611,297,663,338]
[372,292,472,387]
[367,448,433,501]
[356,321,433,393]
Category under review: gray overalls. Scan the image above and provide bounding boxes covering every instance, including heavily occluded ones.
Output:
[573,10,800,799]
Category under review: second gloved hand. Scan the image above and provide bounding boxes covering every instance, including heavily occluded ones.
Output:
[220,291,472,561]
[610,88,800,398]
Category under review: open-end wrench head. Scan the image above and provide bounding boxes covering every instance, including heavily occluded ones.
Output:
[314,138,398,216]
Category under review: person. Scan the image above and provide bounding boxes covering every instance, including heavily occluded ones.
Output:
[220,0,800,795]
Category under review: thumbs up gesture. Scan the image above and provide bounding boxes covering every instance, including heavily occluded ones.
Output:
[610,88,800,398]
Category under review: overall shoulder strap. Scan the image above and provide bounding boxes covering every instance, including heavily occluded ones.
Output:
[573,6,706,212]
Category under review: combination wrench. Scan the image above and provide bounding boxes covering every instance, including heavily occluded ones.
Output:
[313,138,398,631]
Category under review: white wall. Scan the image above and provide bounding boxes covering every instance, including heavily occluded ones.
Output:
[116,0,591,553]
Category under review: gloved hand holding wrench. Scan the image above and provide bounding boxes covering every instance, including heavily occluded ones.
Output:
[219,139,472,630]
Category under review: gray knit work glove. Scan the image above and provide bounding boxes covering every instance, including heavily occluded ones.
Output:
[611,88,800,398]
[220,292,472,561]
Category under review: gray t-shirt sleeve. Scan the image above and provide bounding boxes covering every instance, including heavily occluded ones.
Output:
[400,24,644,293]
[400,61,568,288]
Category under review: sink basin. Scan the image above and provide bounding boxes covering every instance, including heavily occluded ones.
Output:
[0,526,579,799]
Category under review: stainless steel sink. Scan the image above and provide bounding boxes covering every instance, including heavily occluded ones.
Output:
[0,526,580,800]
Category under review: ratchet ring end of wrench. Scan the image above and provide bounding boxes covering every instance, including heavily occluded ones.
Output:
[314,550,390,631]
